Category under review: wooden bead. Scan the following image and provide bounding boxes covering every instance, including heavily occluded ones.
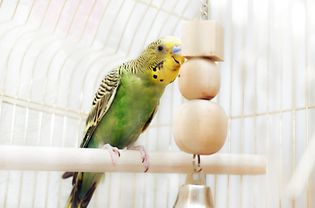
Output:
[173,100,228,155]
[178,58,220,100]
[181,20,224,61]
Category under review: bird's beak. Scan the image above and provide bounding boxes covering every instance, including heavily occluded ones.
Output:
[171,46,184,65]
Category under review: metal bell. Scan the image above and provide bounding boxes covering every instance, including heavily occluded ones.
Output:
[173,173,214,208]
[174,155,214,208]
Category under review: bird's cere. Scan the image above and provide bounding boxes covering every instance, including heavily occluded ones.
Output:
[172,46,182,55]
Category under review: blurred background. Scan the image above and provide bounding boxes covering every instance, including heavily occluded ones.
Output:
[0,0,314,207]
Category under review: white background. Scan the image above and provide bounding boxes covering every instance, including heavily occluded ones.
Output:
[0,0,314,207]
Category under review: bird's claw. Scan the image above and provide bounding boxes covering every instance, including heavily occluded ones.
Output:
[102,144,121,166]
[128,145,149,172]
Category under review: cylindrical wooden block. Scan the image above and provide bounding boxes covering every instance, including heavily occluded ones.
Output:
[173,100,228,155]
[181,20,224,61]
[178,58,220,100]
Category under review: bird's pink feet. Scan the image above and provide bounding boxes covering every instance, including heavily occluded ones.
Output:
[128,145,149,172]
[102,144,120,165]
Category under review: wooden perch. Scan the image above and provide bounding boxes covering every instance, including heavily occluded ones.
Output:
[0,145,266,175]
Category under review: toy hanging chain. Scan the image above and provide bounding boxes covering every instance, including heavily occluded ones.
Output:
[200,0,209,20]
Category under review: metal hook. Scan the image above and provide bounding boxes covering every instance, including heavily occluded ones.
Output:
[193,154,202,172]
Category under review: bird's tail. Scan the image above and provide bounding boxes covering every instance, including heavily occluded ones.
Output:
[64,172,98,208]
[65,182,97,208]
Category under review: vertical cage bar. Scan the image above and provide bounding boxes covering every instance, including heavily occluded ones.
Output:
[304,0,311,206]
[227,0,233,206]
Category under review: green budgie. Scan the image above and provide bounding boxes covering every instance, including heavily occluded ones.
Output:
[63,36,184,208]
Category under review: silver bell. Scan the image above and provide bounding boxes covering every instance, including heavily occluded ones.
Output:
[173,173,214,208]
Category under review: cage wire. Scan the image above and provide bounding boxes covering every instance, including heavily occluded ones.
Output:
[0,0,314,207]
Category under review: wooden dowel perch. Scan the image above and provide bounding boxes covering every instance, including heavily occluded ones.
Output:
[0,145,266,175]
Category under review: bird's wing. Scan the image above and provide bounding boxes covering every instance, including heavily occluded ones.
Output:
[80,68,121,148]
[62,69,121,180]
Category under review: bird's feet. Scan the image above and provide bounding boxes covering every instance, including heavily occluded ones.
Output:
[102,144,121,166]
[127,145,149,172]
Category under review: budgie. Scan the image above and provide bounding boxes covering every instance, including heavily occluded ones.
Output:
[62,36,184,208]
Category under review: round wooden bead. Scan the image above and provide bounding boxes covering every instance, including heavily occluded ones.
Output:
[178,58,220,100]
[173,100,228,155]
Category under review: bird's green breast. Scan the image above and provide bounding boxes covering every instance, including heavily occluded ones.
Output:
[89,72,164,149]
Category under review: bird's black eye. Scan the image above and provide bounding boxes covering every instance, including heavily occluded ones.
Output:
[157,45,164,51]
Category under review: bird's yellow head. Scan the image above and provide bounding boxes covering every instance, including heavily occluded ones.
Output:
[140,36,185,85]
